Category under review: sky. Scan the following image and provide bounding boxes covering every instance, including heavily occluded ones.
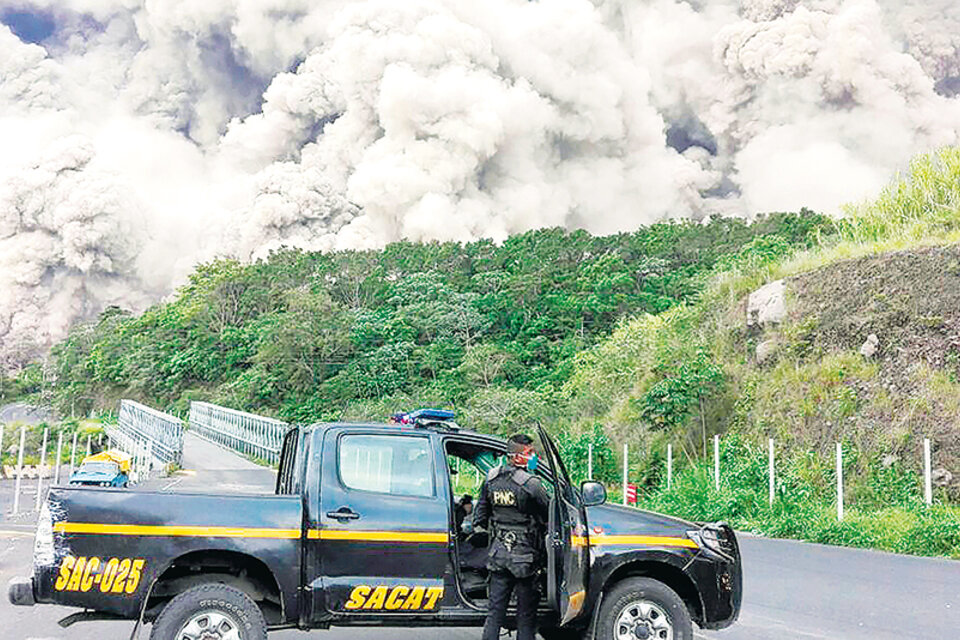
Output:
[1,0,959,366]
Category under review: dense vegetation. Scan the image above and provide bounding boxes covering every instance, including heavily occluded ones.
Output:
[636,435,960,558]
[3,211,829,452]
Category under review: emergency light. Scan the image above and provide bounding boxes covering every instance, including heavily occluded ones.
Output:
[391,408,458,428]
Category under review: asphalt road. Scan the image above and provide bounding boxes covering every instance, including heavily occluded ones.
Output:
[0,432,957,639]
[0,403,53,427]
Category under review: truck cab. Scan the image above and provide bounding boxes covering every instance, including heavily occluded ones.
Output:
[282,419,740,637]
[10,418,742,640]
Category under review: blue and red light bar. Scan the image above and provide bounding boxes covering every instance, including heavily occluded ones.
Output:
[390,408,457,427]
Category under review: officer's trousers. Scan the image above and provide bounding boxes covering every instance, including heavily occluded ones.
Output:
[482,570,539,640]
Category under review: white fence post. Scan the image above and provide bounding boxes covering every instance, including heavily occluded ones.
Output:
[622,443,628,506]
[13,426,25,515]
[36,427,49,512]
[587,443,593,480]
[85,435,91,457]
[667,444,673,490]
[714,435,720,490]
[923,438,932,506]
[54,432,63,485]
[146,441,154,481]
[768,438,775,506]
[836,442,844,521]
[70,431,78,476]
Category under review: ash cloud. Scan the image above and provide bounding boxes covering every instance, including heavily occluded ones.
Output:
[1,0,959,366]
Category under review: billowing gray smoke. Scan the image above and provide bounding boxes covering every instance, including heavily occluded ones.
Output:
[1,0,959,366]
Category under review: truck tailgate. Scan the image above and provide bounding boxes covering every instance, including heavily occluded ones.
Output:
[36,486,303,620]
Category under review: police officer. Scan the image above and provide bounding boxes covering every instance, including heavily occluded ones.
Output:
[470,434,550,640]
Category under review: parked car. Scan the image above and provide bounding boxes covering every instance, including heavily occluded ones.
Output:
[68,450,130,488]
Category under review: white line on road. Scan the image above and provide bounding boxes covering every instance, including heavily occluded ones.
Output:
[161,478,183,491]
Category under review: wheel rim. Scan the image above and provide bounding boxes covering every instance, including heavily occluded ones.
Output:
[177,609,243,640]
[614,599,673,640]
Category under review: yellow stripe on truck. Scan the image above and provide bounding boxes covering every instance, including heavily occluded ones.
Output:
[571,534,698,549]
[53,522,301,539]
[308,529,449,544]
[53,522,449,543]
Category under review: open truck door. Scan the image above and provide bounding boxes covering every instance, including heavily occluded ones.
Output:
[537,425,590,627]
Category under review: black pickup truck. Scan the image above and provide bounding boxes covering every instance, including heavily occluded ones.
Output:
[10,420,741,640]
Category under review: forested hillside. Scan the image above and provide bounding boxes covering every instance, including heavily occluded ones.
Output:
[5,213,830,441]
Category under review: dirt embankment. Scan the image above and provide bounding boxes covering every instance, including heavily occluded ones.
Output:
[791,245,960,373]
[746,245,960,494]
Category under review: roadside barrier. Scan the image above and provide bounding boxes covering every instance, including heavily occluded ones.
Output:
[107,399,184,475]
[4,424,61,515]
[189,401,289,465]
[618,435,945,520]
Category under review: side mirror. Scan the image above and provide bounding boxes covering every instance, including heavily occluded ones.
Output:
[580,481,606,507]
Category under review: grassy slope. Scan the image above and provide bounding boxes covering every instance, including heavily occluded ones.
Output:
[564,148,960,558]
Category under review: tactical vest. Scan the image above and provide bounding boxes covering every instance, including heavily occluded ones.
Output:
[484,465,545,578]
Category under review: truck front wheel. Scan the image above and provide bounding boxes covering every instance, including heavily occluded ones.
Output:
[595,577,693,640]
[150,583,267,640]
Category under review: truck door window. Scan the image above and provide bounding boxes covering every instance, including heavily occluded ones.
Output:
[338,435,434,498]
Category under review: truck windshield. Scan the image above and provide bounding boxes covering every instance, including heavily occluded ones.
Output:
[78,462,118,474]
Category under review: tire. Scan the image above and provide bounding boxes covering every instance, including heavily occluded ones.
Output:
[149,583,267,640]
[594,577,693,640]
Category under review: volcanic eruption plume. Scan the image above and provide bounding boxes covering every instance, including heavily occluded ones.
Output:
[1,0,959,365]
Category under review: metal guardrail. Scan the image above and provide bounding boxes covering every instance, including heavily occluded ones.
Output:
[119,399,185,465]
[188,401,289,465]
[112,399,184,471]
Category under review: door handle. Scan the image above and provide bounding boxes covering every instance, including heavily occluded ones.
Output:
[326,508,360,521]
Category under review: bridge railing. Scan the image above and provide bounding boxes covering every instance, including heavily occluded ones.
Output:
[107,399,184,479]
[188,401,289,465]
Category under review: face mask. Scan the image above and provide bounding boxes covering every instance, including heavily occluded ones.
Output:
[526,454,538,473]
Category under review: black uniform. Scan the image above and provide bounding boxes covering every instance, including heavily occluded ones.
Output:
[472,464,550,640]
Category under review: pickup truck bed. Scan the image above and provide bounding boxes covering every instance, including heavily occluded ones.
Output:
[38,487,302,622]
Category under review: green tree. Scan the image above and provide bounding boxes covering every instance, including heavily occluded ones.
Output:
[638,349,725,456]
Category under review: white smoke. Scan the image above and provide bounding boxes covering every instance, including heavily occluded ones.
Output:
[1,0,959,366]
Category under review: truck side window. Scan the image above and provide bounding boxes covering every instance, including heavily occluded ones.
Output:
[276,428,300,495]
[338,435,434,498]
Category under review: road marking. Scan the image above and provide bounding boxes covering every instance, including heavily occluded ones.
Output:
[0,529,34,538]
[161,478,182,491]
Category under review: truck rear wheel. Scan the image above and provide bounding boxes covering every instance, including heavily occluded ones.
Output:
[150,583,267,640]
[595,577,693,640]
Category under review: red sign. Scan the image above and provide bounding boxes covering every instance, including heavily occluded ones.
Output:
[626,483,638,505]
